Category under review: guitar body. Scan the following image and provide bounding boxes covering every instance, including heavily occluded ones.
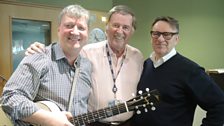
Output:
[0,101,62,126]
[0,105,13,126]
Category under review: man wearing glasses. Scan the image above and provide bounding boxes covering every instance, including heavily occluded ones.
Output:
[132,16,224,126]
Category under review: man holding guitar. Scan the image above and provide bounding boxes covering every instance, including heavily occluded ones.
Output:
[1,5,92,125]
[0,88,160,126]
[24,5,145,126]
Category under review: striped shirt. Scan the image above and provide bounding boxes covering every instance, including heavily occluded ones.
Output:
[1,43,92,125]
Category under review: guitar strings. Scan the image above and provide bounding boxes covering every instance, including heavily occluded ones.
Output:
[69,103,127,125]
[68,90,159,125]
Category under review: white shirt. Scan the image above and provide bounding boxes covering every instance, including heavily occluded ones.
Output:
[150,48,177,68]
[81,40,144,122]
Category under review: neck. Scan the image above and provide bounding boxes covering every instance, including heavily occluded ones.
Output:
[154,52,164,61]
[64,50,80,66]
[67,56,78,66]
[154,55,160,61]
[109,44,125,58]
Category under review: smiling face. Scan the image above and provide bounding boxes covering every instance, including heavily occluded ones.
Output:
[105,12,134,56]
[151,20,179,59]
[58,14,88,55]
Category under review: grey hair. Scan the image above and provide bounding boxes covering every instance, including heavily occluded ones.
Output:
[106,5,136,30]
[58,5,90,27]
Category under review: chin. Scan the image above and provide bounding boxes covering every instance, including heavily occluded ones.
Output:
[73,43,82,49]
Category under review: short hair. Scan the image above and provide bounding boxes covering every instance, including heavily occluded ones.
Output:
[107,5,137,30]
[58,5,90,27]
[151,16,179,32]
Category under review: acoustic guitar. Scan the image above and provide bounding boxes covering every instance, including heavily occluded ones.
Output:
[0,89,159,126]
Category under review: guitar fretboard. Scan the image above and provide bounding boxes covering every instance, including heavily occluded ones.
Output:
[70,102,127,126]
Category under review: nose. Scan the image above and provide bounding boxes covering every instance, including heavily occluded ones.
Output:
[70,26,79,35]
[157,34,165,41]
[115,26,124,33]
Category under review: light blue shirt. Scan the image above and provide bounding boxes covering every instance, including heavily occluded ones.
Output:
[1,43,92,125]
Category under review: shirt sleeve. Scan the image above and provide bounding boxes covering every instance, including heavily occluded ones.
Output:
[188,67,224,125]
[1,53,47,122]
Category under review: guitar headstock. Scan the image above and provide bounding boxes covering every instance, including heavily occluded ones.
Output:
[126,88,160,114]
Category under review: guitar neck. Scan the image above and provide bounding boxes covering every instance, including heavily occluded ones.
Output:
[70,102,128,126]
[0,89,159,126]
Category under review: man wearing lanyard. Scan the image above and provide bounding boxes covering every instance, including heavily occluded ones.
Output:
[25,5,143,126]
[76,5,144,126]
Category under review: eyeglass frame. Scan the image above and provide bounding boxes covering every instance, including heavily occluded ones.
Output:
[150,31,178,40]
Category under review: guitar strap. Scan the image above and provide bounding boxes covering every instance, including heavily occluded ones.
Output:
[68,59,80,112]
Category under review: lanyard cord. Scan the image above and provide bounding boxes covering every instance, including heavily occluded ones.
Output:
[106,43,126,99]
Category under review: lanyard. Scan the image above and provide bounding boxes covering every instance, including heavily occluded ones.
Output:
[106,43,126,99]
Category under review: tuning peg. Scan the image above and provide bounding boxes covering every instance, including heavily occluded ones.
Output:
[151,106,156,111]
[132,93,136,101]
[138,90,144,99]
[136,110,141,114]
[144,108,148,112]
[150,102,154,106]
[146,88,149,92]
[138,90,143,94]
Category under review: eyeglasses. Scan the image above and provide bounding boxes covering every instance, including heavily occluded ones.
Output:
[150,31,178,40]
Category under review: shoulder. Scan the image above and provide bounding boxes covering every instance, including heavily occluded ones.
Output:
[83,41,106,50]
[172,53,205,75]
[81,41,106,57]
[175,53,201,69]
[20,44,53,70]
[126,44,142,53]
[126,44,144,61]
[21,51,49,65]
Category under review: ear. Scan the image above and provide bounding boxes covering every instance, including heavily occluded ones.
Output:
[57,27,60,32]
[130,28,135,35]
[105,24,109,35]
[175,35,180,45]
[105,24,109,30]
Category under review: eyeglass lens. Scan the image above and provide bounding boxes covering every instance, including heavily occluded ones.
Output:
[151,31,178,40]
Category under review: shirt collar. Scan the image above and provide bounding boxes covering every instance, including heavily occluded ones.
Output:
[104,41,127,58]
[53,42,80,68]
[150,48,177,68]
[53,43,65,60]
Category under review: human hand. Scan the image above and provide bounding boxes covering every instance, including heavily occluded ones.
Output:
[25,42,45,56]
[43,111,74,126]
[62,111,73,122]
